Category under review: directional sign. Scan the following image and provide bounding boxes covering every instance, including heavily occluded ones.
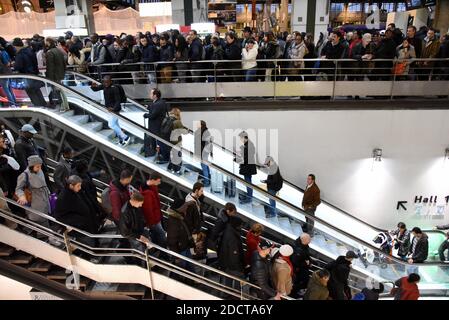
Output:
[397,201,407,210]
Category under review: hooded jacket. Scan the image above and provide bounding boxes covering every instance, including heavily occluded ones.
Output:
[166,205,195,253]
[139,184,161,226]
[109,179,130,223]
[14,136,39,172]
[185,193,203,234]
[304,271,329,300]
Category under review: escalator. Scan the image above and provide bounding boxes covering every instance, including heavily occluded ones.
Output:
[1,74,449,297]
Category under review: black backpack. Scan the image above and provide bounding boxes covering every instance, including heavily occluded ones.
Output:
[113,84,127,104]
[160,112,176,141]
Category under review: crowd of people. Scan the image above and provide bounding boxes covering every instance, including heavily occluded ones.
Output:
[0,23,448,106]
[0,117,443,300]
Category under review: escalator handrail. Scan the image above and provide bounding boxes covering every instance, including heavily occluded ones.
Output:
[1,87,446,268]
[61,72,421,237]
[64,70,149,112]
[0,196,262,290]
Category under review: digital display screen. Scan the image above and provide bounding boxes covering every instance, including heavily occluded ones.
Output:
[405,0,423,10]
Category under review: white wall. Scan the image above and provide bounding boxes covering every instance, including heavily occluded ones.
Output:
[182,109,449,230]
[314,0,329,43]
[291,0,308,33]
[0,274,32,300]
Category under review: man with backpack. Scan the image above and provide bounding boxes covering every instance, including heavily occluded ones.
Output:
[91,75,130,146]
[143,88,168,159]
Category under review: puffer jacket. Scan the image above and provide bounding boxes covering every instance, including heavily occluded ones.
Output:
[304,271,329,300]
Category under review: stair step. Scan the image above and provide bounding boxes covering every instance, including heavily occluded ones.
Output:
[0,243,15,257]
[28,259,53,272]
[83,121,103,132]
[290,221,303,237]
[125,143,143,154]
[6,252,34,265]
[278,217,293,233]
[98,129,115,140]
[46,269,68,280]
[60,110,75,117]
[71,115,90,125]
[88,283,146,297]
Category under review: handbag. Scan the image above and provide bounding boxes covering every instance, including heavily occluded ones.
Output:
[13,172,32,204]
[393,62,407,75]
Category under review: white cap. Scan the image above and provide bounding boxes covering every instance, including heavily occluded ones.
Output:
[279,244,293,257]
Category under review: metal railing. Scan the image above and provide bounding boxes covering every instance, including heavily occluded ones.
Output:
[0,88,446,270]
[0,196,266,300]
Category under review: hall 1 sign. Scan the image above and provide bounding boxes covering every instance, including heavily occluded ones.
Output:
[396,195,449,219]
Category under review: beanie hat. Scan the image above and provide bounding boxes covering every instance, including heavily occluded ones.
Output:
[12,37,24,47]
[27,155,42,167]
[279,244,293,257]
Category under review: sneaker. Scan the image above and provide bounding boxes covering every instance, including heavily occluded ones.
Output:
[121,136,131,147]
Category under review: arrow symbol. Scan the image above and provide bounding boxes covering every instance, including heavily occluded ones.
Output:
[397,201,407,211]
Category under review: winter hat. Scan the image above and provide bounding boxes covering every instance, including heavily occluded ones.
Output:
[171,198,185,211]
[346,250,359,259]
[21,124,37,134]
[27,155,42,167]
[279,244,293,257]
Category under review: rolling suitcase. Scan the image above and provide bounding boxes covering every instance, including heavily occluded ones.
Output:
[210,170,224,193]
[224,178,236,198]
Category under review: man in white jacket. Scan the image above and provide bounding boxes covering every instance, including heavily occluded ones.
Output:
[242,39,259,82]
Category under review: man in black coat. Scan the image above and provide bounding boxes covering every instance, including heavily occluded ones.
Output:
[12,37,47,107]
[224,33,242,82]
[261,156,283,218]
[325,250,358,300]
[320,31,346,80]
[373,29,397,80]
[54,175,99,234]
[250,243,281,300]
[166,198,195,271]
[291,233,312,298]
[218,216,245,289]
[188,30,204,83]
[143,88,167,158]
[119,192,150,265]
[407,227,429,264]
[207,202,237,252]
[14,124,39,172]
[235,131,257,204]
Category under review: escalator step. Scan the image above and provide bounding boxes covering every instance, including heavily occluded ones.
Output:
[71,115,90,125]
[28,259,52,272]
[83,121,103,132]
[60,110,75,117]
[125,143,144,154]
[98,129,115,139]
[6,251,34,265]
[0,243,15,257]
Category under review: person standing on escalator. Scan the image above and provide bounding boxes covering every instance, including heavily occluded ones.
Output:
[91,75,130,147]
[44,37,69,112]
[143,88,167,159]
[235,131,257,205]
[301,174,321,235]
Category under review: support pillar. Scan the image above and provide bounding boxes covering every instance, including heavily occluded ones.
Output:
[53,0,93,35]
[172,0,207,26]
[435,0,449,34]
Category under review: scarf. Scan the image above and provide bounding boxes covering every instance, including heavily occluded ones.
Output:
[281,255,294,276]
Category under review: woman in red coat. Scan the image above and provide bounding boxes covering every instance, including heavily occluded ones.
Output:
[393,273,420,300]
[245,223,264,267]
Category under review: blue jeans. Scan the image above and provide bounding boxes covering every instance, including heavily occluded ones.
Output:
[201,163,210,185]
[244,175,253,201]
[245,68,257,82]
[108,115,127,142]
[0,79,16,106]
[177,248,194,273]
[147,222,167,248]
[267,188,277,217]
